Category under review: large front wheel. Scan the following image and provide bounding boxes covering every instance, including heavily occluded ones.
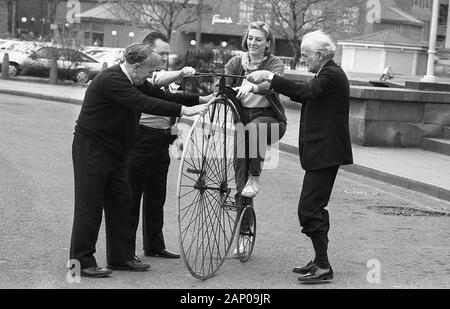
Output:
[176,98,242,280]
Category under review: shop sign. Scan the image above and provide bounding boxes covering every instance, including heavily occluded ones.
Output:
[212,14,233,25]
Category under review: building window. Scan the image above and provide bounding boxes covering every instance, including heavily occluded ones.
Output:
[337,6,360,34]
[439,4,448,25]
[412,0,431,10]
[238,0,254,25]
[253,0,272,25]
[92,33,104,47]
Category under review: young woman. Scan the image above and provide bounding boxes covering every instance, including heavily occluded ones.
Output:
[224,21,287,198]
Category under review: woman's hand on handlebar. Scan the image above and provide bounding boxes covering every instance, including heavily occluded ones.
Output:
[236,83,255,100]
[246,70,273,84]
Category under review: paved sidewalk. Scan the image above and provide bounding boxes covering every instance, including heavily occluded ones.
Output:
[282,108,450,202]
[1,78,449,202]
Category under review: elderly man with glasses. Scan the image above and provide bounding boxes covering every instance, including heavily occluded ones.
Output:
[247,30,353,284]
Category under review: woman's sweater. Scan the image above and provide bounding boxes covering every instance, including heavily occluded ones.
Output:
[224,54,287,123]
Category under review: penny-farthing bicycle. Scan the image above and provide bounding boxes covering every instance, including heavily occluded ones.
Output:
[176,73,256,280]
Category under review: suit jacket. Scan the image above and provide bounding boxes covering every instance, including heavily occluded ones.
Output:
[75,66,187,157]
[270,60,353,170]
[136,81,199,108]
[224,54,287,123]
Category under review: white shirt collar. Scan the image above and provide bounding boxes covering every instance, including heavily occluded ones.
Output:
[316,59,332,76]
[120,63,133,84]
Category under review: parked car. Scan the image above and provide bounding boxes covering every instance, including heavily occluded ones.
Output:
[0,39,14,48]
[0,41,48,76]
[22,46,103,83]
[85,48,124,68]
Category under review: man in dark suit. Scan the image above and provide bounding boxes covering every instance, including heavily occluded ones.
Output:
[128,31,202,260]
[70,43,211,278]
[247,30,353,283]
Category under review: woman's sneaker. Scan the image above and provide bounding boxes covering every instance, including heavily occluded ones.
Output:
[233,244,246,256]
[241,176,260,198]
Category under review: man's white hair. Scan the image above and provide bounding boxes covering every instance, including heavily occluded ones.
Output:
[301,30,336,59]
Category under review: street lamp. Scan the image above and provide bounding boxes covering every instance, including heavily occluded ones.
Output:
[221,41,227,48]
[21,17,27,23]
[111,30,117,47]
[190,40,196,46]
[129,31,135,44]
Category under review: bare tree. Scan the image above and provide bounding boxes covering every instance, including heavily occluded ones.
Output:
[6,0,16,35]
[196,0,204,44]
[36,0,48,37]
[255,0,365,69]
[47,0,62,26]
[104,0,212,42]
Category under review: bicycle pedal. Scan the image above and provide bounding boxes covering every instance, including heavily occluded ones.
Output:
[222,202,239,211]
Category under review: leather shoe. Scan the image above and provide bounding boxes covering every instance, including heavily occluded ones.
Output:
[292,260,316,274]
[80,266,112,278]
[298,265,333,284]
[145,249,180,259]
[108,260,151,272]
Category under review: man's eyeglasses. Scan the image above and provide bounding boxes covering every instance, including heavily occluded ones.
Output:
[301,51,321,59]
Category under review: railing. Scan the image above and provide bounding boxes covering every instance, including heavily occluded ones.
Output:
[277,56,307,71]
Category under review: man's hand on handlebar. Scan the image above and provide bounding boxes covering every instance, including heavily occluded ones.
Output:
[181,96,219,117]
[199,92,217,104]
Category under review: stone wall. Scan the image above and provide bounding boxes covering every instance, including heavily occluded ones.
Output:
[280,73,450,148]
[349,87,450,147]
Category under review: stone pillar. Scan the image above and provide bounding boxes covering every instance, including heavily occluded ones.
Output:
[1,53,10,80]
[422,0,439,82]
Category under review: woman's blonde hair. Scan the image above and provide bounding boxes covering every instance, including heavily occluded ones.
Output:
[241,21,275,56]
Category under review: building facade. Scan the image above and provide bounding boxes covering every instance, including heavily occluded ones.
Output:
[338,29,429,75]
[3,0,450,76]
[0,0,17,36]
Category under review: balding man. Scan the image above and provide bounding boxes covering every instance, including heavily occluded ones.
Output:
[247,30,353,284]
[70,43,211,278]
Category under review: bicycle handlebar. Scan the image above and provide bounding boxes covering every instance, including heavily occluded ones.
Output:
[184,73,247,79]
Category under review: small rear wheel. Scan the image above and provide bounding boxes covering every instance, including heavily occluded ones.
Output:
[236,205,256,263]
